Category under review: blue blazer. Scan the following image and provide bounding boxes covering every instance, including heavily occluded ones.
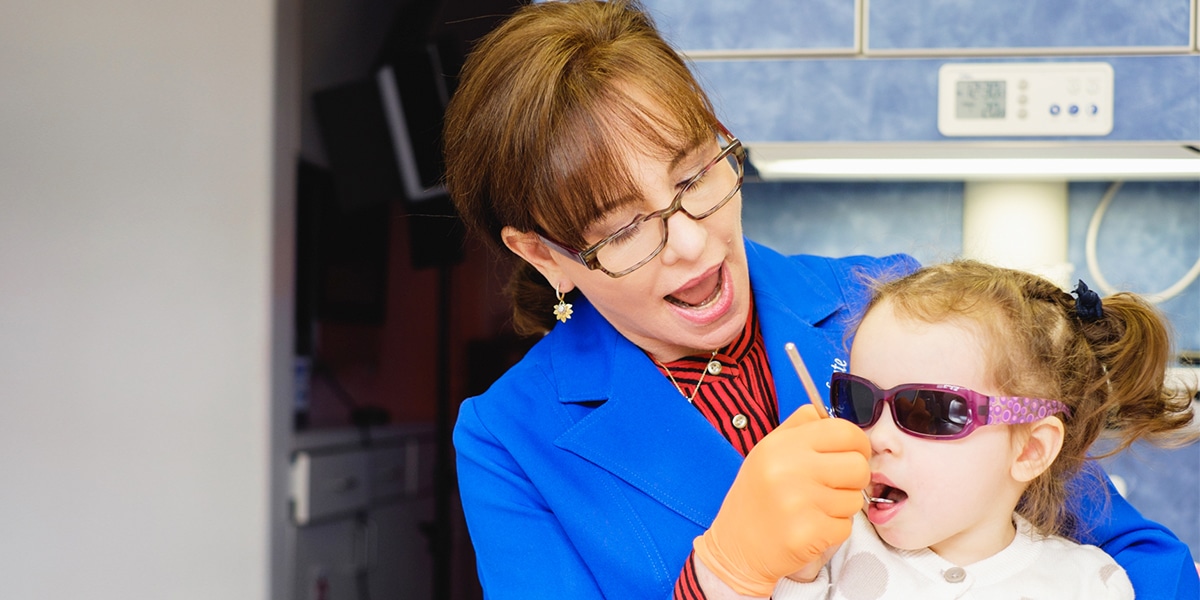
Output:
[454,239,1197,599]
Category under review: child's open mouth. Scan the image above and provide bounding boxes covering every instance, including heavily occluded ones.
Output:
[869,483,908,504]
[865,483,907,524]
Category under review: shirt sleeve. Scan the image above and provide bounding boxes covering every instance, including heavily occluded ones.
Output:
[672,552,708,600]
[771,568,831,600]
[1069,462,1199,598]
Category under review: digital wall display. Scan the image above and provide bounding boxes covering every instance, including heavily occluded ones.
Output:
[955,80,1006,119]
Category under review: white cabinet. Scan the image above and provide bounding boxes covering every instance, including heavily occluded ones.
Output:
[288,425,436,600]
[292,449,371,525]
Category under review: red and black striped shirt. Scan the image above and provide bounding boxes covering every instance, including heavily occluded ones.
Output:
[654,304,779,598]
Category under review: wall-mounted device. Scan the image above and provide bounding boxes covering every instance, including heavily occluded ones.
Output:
[938,62,1114,137]
[376,49,450,204]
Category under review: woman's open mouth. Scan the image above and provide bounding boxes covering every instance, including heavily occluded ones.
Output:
[665,266,723,309]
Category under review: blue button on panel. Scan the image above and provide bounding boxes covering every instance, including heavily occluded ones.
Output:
[1049,104,1061,115]
[1069,104,1080,115]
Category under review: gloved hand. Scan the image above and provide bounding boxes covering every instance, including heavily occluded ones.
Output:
[693,404,871,597]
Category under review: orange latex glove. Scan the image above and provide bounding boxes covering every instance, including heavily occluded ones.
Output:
[693,404,871,597]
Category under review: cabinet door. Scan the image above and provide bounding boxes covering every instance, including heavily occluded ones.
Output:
[368,498,435,600]
[639,0,857,53]
[868,0,1192,51]
[292,449,370,525]
[295,519,362,600]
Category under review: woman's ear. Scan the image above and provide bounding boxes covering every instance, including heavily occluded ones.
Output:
[501,226,573,292]
[1011,417,1066,483]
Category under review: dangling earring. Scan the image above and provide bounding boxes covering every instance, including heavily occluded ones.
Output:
[553,284,573,323]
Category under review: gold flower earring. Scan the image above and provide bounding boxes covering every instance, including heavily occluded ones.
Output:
[553,284,573,323]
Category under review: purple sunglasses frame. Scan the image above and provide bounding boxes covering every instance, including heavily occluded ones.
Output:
[830,372,1072,440]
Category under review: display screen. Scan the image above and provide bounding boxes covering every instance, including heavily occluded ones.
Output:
[955,80,1006,119]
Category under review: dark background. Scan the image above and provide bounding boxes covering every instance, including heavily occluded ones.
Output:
[295,1,529,598]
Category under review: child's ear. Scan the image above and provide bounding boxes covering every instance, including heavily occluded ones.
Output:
[1011,417,1065,483]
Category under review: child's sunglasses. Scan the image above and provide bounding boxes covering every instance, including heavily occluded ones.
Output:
[829,373,1071,440]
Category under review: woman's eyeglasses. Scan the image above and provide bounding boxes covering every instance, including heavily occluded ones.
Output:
[830,373,1071,441]
[538,125,744,278]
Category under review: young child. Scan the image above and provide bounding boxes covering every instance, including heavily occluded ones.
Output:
[775,260,1197,599]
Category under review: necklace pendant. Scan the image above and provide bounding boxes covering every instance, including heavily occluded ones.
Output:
[656,348,722,404]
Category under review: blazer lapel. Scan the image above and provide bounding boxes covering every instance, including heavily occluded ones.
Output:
[554,333,744,528]
[549,302,739,528]
[761,313,844,419]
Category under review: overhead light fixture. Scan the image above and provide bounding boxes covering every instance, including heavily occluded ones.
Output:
[747,142,1200,181]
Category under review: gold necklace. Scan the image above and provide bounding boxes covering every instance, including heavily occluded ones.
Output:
[655,348,721,404]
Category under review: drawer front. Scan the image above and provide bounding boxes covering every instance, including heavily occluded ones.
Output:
[292,449,370,525]
[368,445,408,501]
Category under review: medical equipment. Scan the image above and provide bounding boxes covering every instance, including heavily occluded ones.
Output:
[784,342,895,506]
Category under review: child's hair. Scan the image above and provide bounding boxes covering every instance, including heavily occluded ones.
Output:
[861,260,1197,539]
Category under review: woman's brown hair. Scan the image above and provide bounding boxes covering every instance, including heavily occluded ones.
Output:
[862,260,1196,539]
[442,0,720,335]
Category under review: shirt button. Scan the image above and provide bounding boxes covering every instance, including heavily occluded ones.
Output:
[706,360,722,375]
[731,414,748,429]
[943,567,966,583]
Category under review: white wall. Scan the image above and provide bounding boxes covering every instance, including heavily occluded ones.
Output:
[0,1,285,598]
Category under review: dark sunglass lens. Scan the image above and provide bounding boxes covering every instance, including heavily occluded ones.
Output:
[941,393,971,428]
[832,378,877,426]
[895,390,969,437]
[893,390,934,435]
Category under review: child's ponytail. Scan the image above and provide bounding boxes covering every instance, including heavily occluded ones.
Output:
[1079,292,1197,456]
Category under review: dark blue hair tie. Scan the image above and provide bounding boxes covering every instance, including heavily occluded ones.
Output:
[1072,280,1104,322]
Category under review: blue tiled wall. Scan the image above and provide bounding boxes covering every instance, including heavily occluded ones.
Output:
[740,181,964,265]
[1067,181,1200,347]
[742,180,1200,351]
[695,56,1200,142]
[644,0,1194,52]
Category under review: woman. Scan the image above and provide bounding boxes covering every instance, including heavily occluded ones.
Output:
[443,1,1199,598]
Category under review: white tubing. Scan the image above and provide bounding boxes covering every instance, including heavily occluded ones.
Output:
[1085,181,1200,304]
